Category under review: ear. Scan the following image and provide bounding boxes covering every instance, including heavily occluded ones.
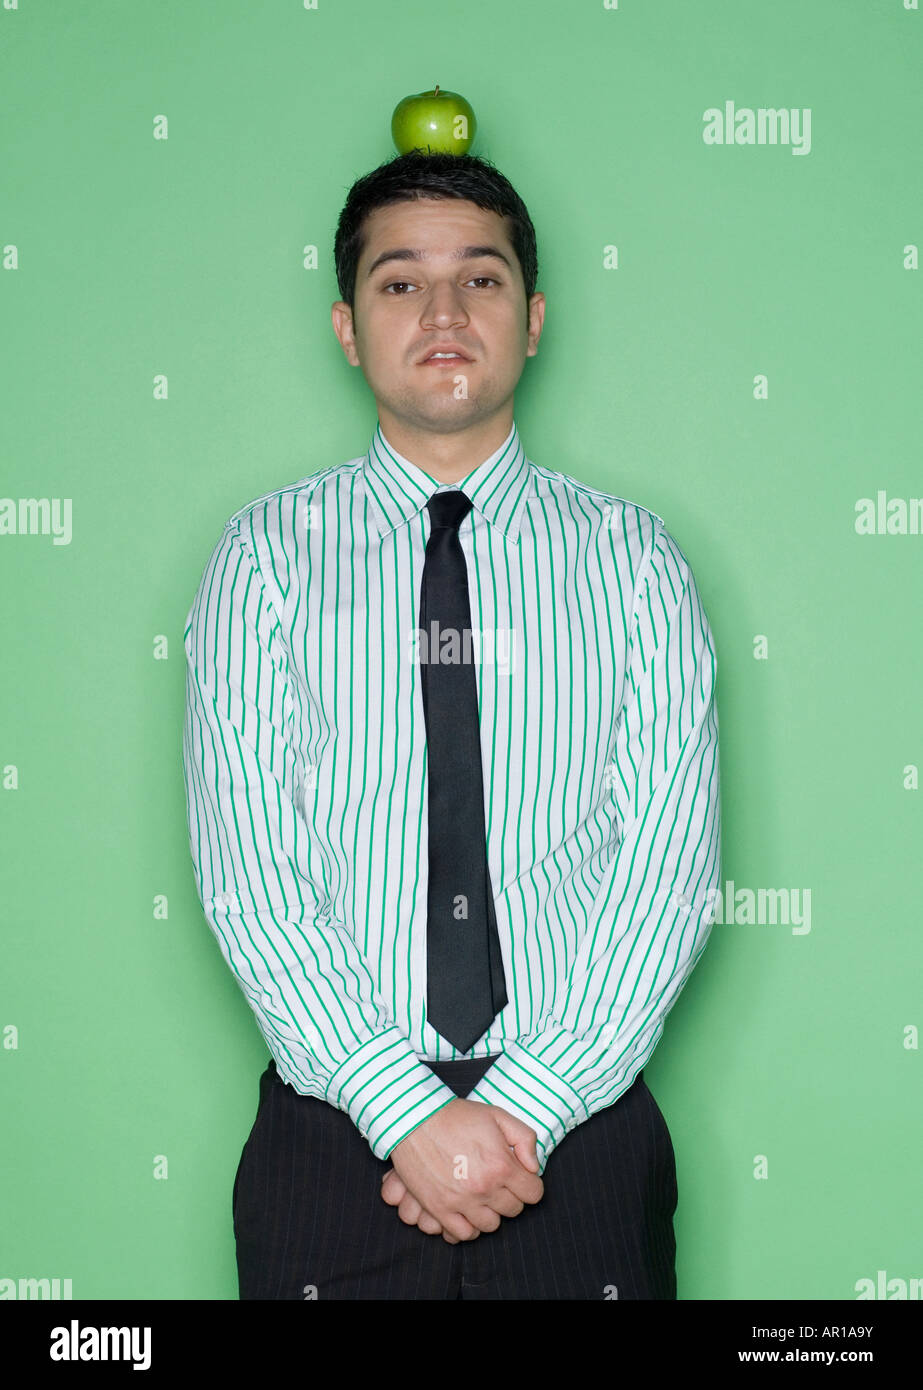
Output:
[331,301,360,366]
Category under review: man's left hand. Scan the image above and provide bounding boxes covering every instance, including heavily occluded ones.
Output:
[380,1137,534,1242]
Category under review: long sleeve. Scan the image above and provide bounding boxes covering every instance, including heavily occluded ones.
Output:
[181,517,458,1160]
[465,519,721,1173]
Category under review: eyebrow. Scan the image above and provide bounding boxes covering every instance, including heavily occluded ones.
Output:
[365,244,513,278]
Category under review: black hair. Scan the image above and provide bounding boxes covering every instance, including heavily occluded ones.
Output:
[333,150,538,313]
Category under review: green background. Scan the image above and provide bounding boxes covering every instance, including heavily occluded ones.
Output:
[1,0,920,1300]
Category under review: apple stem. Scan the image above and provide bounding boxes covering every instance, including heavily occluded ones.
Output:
[434,85,439,96]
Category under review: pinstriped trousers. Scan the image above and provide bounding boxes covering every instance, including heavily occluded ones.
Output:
[232,1055,678,1300]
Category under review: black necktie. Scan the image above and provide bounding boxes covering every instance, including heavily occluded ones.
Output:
[419,490,508,1053]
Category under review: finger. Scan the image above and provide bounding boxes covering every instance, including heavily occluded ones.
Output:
[503,1168,544,1205]
[442,1213,479,1242]
[511,1142,540,1173]
[397,1194,423,1225]
[380,1173,404,1206]
[491,1112,541,1163]
[415,1210,443,1236]
[479,1187,524,1219]
[466,1204,502,1234]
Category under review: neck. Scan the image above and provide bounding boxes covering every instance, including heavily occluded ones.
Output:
[376,409,513,485]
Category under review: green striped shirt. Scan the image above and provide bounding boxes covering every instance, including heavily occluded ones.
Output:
[182,420,721,1172]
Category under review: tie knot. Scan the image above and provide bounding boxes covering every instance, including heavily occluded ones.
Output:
[426,490,473,532]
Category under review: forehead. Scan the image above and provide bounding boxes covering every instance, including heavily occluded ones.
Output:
[358,197,515,265]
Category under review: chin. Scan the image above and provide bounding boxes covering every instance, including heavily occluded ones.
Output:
[390,391,490,427]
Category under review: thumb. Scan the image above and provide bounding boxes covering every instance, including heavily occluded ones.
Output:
[489,1107,540,1172]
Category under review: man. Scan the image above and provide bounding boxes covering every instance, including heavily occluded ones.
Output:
[182,150,721,1300]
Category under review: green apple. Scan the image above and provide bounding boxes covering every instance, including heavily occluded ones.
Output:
[391,85,477,155]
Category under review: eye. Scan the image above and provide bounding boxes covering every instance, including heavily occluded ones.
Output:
[381,276,499,294]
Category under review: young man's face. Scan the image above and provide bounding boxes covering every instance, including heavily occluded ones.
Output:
[332,197,544,443]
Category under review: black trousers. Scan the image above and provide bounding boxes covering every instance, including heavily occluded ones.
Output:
[233,1055,678,1300]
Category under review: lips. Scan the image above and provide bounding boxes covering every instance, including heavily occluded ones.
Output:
[419,346,473,363]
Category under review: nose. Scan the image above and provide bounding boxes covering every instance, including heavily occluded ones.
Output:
[420,280,470,329]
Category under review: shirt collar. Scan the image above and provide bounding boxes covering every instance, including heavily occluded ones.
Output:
[361,419,533,542]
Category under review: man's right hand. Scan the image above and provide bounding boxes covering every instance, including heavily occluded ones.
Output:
[387,1098,544,1242]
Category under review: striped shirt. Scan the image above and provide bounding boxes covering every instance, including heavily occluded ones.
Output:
[182,420,721,1173]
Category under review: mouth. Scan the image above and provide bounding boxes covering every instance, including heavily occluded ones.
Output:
[418,349,474,366]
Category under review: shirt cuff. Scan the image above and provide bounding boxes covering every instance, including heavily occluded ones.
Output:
[325,1026,459,1161]
[463,1032,590,1174]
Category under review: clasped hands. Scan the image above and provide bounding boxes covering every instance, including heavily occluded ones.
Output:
[379,1095,543,1242]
